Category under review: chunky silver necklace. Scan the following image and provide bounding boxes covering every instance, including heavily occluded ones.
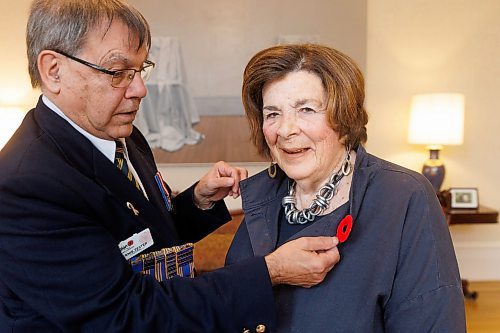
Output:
[282,149,353,225]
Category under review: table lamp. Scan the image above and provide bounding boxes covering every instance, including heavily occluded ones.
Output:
[407,93,464,192]
[0,106,25,150]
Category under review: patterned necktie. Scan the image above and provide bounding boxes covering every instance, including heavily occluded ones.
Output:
[114,140,141,191]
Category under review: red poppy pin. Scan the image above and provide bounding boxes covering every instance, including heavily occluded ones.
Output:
[336,214,353,243]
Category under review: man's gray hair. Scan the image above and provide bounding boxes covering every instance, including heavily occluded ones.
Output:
[26,0,151,88]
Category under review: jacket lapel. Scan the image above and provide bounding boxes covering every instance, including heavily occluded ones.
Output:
[240,169,288,256]
[125,136,172,217]
[34,98,179,245]
[348,146,378,222]
[92,152,179,245]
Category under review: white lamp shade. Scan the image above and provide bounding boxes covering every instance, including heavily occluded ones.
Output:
[0,107,25,150]
[407,93,465,146]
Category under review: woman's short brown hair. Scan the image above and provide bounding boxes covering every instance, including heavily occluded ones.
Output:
[242,44,368,159]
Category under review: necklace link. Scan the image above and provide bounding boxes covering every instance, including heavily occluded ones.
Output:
[282,147,352,225]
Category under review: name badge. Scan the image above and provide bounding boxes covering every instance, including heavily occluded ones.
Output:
[119,228,154,260]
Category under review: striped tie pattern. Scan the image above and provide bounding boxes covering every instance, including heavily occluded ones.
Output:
[114,140,141,191]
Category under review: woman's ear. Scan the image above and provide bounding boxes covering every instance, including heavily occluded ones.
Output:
[37,50,62,94]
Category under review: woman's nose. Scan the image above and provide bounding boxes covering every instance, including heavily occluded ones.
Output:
[276,111,299,138]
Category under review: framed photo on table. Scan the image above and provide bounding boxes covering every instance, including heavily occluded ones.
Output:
[449,188,479,209]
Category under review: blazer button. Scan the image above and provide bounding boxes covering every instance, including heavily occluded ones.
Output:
[256,324,266,332]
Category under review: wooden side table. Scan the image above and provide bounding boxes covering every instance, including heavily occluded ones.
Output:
[445,205,499,300]
[446,205,498,225]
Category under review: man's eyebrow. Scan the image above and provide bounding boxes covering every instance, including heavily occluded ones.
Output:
[101,53,132,67]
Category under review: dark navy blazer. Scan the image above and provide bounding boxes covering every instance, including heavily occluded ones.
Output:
[227,146,466,332]
[0,97,275,332]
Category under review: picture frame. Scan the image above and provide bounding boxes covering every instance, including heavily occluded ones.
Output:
[449,187,479,209]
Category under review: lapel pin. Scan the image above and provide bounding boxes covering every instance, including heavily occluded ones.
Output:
[126,202,140,216]
[336,214,353,243]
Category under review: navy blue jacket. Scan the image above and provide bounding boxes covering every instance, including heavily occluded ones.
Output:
[0,97,275,332]
[226,146,466,332]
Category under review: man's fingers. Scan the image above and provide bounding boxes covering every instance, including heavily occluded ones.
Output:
[232,167,247,196]
[204,177,235,194]
[214,162,247,197]
[264,235,343,287]
[300,236,339,251]
[316,247,341,271]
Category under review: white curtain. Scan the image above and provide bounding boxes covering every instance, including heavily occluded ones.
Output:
[135,36,203,152]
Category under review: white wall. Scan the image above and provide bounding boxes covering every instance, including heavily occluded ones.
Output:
[366,0,500,280]
[128,0,367,99]
[0,0,39,107]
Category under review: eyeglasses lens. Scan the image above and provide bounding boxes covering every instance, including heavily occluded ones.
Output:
[141,65,153,81]
[111,63,153,88]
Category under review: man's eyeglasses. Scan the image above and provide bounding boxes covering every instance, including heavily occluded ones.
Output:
[53,50,155,88]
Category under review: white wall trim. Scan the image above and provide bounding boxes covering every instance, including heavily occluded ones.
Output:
[453,241,500,281]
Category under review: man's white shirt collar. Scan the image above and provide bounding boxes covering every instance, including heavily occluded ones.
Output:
[42,95,116,163]
[42,95,148,198]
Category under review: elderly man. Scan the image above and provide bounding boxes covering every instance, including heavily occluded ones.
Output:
[0,0,340,332]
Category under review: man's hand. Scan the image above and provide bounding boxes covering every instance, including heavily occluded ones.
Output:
[264,236,340,288]
[193,161,248,209]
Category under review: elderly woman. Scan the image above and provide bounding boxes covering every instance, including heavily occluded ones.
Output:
[225,44,466,332]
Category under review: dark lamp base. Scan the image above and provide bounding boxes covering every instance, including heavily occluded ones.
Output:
[422,163,445,192]
[422,148,445,192]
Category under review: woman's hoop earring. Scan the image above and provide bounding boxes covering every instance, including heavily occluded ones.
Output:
[268,163,277,178]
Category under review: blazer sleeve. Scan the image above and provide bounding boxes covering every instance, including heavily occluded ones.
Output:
[171,183,232,243]
[383,184,466,332]
[0,172,276,332]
